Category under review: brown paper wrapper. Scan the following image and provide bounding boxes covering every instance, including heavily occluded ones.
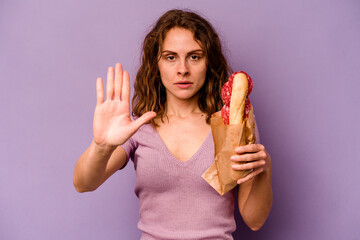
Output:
[202,105,256,195]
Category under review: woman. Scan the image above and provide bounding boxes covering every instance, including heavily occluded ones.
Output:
[73,9,272,239]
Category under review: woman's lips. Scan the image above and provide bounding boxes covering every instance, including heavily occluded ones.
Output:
[175,81,193,89]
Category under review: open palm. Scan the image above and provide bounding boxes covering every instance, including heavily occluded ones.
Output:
[93,63,156,147]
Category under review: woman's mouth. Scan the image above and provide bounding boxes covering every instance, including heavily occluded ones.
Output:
[175,81,193,89]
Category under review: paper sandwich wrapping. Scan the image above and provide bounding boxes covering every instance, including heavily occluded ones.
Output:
[201,71,256,196]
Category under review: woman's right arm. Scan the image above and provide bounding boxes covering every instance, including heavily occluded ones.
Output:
[73,63,156,192]
[73,142,127,192]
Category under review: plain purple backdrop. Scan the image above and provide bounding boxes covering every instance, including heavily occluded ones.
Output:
[1,0,359,239]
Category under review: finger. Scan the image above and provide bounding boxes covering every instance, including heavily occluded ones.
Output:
[130,111,157,131]
[232,160,266,171]
[237,168,264,184]
[235,144,265,154]
[114,63,123,100]
[96,77,104,105]
[106,66,115,101]
[122,70,130,102]
[231,150,267,162]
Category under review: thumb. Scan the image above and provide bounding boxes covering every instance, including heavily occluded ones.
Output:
[131,111,157,130]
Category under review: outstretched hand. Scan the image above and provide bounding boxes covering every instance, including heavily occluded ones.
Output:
[93,63,156,149]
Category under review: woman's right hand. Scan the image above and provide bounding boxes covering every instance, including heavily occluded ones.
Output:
[93,63,156,149]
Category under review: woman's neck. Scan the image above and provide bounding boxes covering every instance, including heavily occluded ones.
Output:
[164,95,203,119]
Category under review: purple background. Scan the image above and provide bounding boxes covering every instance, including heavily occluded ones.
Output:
[1,0,359,239]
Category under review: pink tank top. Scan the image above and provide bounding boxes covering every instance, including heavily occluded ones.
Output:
[121,122,260,239]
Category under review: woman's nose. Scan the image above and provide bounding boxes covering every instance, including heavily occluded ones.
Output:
[177,59,189,77]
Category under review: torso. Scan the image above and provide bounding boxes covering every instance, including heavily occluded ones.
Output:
[121,116,236,239]
[154,113,211,162]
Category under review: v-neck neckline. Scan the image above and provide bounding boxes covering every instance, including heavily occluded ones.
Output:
[152,127,212,167]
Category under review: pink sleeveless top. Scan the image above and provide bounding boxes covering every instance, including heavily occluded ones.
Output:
[121,123,260,239]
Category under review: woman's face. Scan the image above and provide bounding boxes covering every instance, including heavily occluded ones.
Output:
[158,27,207,102]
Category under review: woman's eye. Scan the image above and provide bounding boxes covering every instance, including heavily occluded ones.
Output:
[166,55,175,61]
[190,55,200,60]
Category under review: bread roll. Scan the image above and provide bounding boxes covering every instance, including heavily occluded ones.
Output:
[229,73,248,124]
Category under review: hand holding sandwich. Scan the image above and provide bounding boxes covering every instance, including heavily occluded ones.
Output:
[223,71,271,184]
[221,71,273,230]
[231,143,271,184]
[202,71,271,194]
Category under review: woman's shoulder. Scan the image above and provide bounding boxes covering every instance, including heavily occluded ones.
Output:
[131,122,157,140]
[121,122,156,154]
[130,113,156,133]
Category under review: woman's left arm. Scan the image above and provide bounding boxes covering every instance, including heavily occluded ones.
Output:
[231,144,273,231]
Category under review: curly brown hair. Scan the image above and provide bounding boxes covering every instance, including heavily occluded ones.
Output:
[132,9,231,127]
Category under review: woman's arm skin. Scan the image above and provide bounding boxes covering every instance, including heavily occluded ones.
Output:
[231,144,273,231]
[73,63,156,192]
[73,142,127,192]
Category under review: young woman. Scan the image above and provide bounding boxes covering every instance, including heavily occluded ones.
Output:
[73,9,272,239]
